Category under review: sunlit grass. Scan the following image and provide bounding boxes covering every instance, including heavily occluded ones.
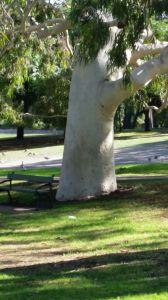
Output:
[0,162,167,178]
[0,180,168,300]
[114,131,168,149]
[116,163,168,176]
[0,130,168,299]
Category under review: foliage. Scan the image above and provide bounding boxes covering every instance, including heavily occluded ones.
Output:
[0,36,71,128]
[30,68,71,128]
[0,1,168,130]
[70,0,168,68]
[0,0,72,129]
[151,18,168,41]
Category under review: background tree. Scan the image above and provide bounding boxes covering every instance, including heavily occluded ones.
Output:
[0,16,71,137]
[29,68,71,129]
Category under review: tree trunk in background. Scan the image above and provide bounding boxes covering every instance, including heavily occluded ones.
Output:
[16,126,24,139]
[16,81,30,140]
[123,110,133,129]
[144,110,151,131]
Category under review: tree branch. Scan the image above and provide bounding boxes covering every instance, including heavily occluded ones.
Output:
[26,18,70,35]
[0,2,14,28]
[64,29,73,55]
[101,47,168,111]
[129,41,168,66]
[37,22,71,38]
[20,0,39,33]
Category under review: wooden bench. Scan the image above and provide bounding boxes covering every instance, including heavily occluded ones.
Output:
[0,173,59,208]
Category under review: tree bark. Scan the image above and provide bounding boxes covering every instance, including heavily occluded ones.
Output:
[56,61,117,201]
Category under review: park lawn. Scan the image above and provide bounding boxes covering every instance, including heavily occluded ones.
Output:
[0,180,168,300]
[0,162,167,178]
[114,130,168,149]
[116,163,168,176]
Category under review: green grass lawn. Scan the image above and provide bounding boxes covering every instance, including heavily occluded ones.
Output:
[0,166,60,177]
[0,180,168,300]
[0,130,167,299]
[116,163,168,176]
[0,162,167,178]
[114,130,168,149]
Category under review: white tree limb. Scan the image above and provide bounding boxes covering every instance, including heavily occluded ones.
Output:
[37,22,71,38]
[0,2,14,28]
[26,18,124,38]
[101,46,168,111]
[20,0,39,33]
[26,18,70,36]
[129,41,168,66]
[61,12,73,56]
[144,105,159,111]
[138,27,155,43]
[64,29,73,55]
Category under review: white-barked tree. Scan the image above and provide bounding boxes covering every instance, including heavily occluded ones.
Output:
[1,0,168,200]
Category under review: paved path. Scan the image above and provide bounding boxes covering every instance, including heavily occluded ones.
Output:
[115,140,168,165]
[1,144,168,169]
[0,205,36,213]
[0,137,168,169]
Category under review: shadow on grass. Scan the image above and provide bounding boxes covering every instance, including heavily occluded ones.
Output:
[0,249,167,300]
[115,132,168,140]
[0,180,167,223]
[0,135,64,151]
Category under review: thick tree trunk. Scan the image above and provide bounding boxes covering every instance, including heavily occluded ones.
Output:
[56,61,117,201]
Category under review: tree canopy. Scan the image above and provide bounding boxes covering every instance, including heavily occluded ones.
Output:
[69,0,168,67]
[0,0,168,128]
[1,1,168,63]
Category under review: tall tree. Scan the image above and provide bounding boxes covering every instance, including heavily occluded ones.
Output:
[1,0,168,201]
[0,4,71,136]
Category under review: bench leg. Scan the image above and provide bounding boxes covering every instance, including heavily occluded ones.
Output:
[7,190,12,203]
[35,191,54,209]
[35,192,41,210]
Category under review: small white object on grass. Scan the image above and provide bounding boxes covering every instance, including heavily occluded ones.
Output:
[68,215,77,220]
